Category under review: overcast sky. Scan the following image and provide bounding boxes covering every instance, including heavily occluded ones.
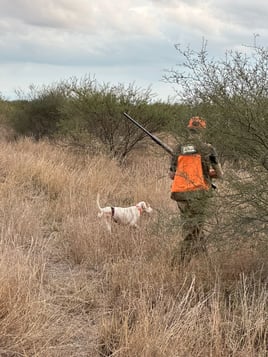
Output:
[0,0,267,101]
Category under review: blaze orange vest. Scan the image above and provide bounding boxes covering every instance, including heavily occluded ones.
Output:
[171,152,209,193]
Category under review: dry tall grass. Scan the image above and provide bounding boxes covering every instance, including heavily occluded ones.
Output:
[0,137,266,356]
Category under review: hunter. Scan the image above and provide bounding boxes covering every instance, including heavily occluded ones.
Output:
[169,116,223,264]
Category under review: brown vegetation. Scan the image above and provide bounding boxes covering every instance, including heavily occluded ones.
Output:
[0,137,266,356]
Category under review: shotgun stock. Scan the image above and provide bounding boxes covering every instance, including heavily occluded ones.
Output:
[123,112,174,156]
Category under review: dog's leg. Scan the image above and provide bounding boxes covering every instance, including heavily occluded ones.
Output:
[130,222,139,230]
[104,216,112,234]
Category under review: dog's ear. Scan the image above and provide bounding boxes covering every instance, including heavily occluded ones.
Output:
[141,202,147,209]
[145,202,153,213]
[138,201,152,211]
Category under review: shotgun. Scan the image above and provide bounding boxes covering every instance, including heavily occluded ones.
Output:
[123,112,217,190]
[123,112,174,156]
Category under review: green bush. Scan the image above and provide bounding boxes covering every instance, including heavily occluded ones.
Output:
[8,84,69,139]
[58,77,179,160]
[6,76,184,160]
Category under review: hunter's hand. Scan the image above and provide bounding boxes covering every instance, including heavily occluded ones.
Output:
[209,169,217,179]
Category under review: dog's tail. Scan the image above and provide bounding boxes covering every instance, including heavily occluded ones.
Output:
[96,193,103,217]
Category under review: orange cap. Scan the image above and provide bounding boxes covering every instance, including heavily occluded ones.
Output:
[187,116,206,129]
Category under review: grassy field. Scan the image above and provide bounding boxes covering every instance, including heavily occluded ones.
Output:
[0,137,266,356]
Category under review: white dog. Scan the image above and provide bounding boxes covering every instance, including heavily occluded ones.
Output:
[97,193,153,233]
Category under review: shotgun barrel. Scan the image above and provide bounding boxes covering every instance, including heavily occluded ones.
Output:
[123,112,174,156]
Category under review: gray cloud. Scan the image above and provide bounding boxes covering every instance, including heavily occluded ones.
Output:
[0,0,94,29]
[0,0,267,100]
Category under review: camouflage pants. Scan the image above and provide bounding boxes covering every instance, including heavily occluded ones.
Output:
[171,191,211,264]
